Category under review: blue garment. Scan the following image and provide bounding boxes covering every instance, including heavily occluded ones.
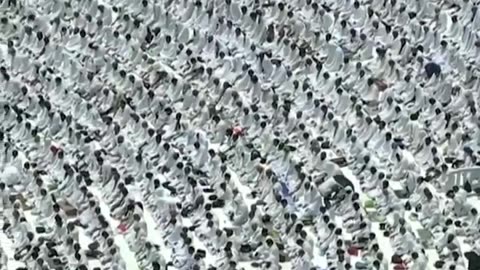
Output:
[425,62,441,78]
[280,181,291,197]
[279,177,296,211]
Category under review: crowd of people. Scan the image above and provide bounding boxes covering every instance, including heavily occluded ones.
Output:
[1,0,480,269]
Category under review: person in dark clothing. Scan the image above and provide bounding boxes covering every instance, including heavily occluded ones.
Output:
[465,251,480,270]
[425,62,441,78]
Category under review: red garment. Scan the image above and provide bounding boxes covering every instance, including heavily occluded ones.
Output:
[233,126,245,136]
[50,145,60,155]
[347,246,360,256]
[117,223,129,234]
[393,262,408,270]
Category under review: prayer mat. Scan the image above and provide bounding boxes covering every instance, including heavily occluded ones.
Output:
[416,228,433,247]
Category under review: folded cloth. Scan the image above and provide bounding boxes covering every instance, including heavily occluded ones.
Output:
[355,260,369,269]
